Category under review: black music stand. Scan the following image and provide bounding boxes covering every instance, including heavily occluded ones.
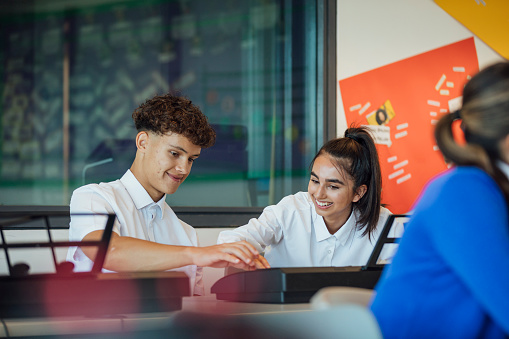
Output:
[0,212,115,276]
[0,212,190,318]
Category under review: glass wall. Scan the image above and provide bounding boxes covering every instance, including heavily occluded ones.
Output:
[0,0,331,207]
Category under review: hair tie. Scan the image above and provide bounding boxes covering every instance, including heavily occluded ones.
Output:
[451,110,462,120]
[345,133,360,143]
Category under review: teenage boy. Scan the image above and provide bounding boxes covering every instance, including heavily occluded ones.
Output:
[67,93,269,295]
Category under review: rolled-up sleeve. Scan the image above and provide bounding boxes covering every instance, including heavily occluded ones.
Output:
[68,186,122,263]
[217,203,287,253]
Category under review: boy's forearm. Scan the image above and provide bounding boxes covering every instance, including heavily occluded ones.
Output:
[82,231,194,272]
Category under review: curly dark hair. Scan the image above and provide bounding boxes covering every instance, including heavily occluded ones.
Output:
[132,92,216,148]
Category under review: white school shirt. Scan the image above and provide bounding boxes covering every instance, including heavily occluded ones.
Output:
[66,170,204,296]
[217,191,392,267]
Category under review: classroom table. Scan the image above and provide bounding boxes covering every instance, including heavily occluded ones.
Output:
[0,296,313,338]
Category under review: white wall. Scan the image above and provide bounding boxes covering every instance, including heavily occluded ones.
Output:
[336,0,505,134]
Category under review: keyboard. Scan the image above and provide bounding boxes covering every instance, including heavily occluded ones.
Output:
[211,267,381,304]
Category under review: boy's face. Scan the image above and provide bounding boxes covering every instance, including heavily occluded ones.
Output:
[136,131,201,201]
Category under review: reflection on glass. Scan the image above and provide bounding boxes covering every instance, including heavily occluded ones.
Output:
[0,0,322,207]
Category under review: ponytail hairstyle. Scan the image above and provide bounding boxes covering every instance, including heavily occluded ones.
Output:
[435,62,509,203]
[311,126,382,239]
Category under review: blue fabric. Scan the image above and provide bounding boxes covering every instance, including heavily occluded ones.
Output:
[371,167,509,339]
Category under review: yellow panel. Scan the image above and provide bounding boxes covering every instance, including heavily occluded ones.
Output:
[434,0,509,59]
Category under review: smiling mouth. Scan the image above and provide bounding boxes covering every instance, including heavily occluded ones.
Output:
[315,199,333,208]
[168,173,183,182]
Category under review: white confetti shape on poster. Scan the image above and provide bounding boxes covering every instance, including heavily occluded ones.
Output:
[364,125,392,147]
[448,96,462,112]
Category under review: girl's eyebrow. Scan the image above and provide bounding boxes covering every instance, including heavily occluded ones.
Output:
[310,171,344,185]
[326,178,343,185]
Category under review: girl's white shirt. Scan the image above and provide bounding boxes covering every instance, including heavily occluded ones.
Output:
[218,191,392,267]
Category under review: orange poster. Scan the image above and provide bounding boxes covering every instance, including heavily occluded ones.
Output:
[339,38,478,213]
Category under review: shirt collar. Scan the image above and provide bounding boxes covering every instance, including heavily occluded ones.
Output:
[314,214,332,242]
[120,170,166,219]
[332,212,358,246]
[313,205,358,246]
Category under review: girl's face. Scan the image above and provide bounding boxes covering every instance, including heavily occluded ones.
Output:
[307,154,365,233]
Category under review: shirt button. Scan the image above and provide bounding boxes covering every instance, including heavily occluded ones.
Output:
[328,250,332,254]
